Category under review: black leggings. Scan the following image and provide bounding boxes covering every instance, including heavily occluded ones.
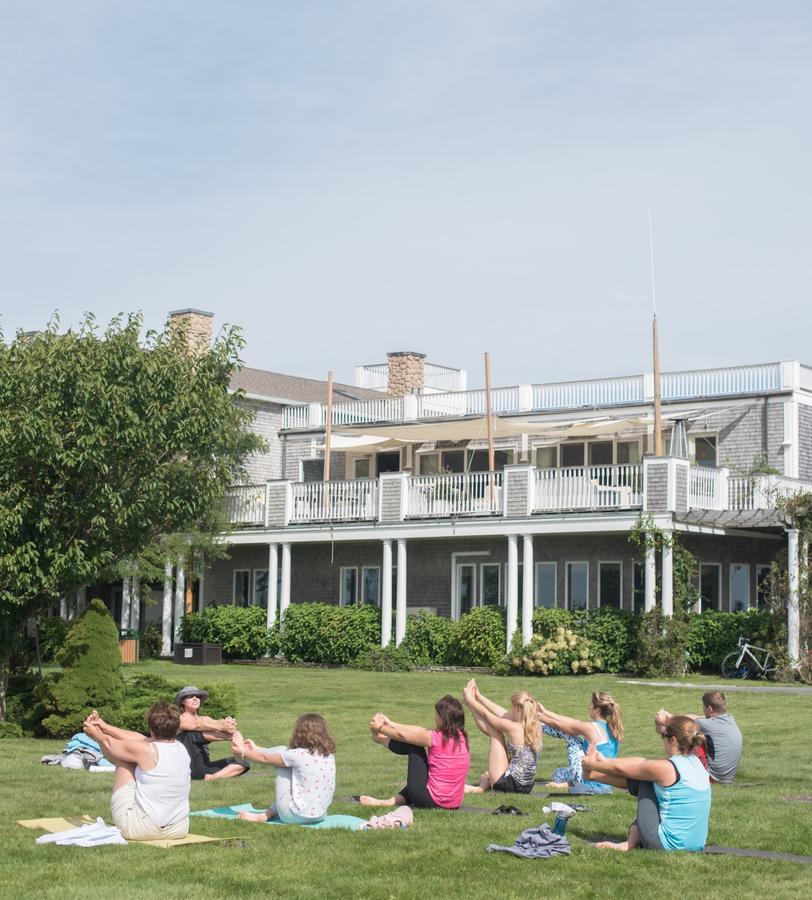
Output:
[388,739,439,809]
[628,779,664,850]
[178,731,248,781]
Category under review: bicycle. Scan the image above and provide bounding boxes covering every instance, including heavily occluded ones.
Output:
[720,635,776,680]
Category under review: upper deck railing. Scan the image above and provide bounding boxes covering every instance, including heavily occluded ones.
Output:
[284,361,799,430]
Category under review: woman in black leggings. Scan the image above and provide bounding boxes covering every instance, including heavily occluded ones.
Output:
[358,696,470,810]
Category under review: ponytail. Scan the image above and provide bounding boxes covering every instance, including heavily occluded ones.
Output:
[591,691,624,742]
[511,691,542,751]
[664,715,705,754]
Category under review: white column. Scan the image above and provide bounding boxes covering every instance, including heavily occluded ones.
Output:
[644,544,656,612]
[381,539,393,647]
[521,535,534,646]
[131,577,141,631]
[267,543,279,629]
[76,585,87,617]
[162,561,173,656]
[788,528,800,666]
[507,535,519,649]
[661,538,673,617]
[280,543,291,624]
[395,539,407,646]
[59,596,68,619]
[174,564,185,642]
[121,576,132,630]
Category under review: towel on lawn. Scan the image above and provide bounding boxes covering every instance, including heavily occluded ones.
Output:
[360,806,413,830]
[486,823,571,859]
[18,816,219,848]
[35,817,127,847]
[191,804,365,830]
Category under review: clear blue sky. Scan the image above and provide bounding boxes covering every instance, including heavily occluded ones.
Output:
[1,2,810,387]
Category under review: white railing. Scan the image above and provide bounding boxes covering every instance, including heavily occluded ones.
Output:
[407,472,503,518]
[689,466,727,510]
[331,397,404,425]
[289,479,378,522]
[729,475,812,510]
[223,484,267,526]
[355,364,389,391]
[534,464,643,511]
[662,363,781,400]
[533,376,645,410]
[283,405,310,429]
[801,366,812,392]
[424,363,467,393]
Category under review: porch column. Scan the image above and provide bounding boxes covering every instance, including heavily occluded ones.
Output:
[395,539,407,646]
[787,528,800,666]
[644,544,656,612]
[381,539,393,647]
[661,536,673,617]
[174,564,185,643]
[280,543,291,624]
[521,535,534,646]
[267,543,279,629]
[161,561,173,656]
[76,585,87,617]
[59,596,68,620]
[131,577,141,631]
[506,535,519,650]
[121,576,132,630]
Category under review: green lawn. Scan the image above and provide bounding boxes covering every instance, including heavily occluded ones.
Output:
[1,662,810,899]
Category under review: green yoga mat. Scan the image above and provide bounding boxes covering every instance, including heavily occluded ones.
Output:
[191,804,365,830]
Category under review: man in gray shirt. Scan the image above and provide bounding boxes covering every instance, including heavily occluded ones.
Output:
[655,691,742,784]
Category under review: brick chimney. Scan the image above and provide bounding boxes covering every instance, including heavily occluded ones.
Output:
[168,308,213,355]
[387,351,426,397]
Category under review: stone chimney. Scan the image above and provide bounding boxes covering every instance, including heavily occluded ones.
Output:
[387,351,426,397]
[168,308,213,355]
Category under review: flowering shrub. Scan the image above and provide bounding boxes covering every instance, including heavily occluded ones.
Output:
[510,626,604,676]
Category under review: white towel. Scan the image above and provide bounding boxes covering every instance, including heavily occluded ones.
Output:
[35,817,128,847]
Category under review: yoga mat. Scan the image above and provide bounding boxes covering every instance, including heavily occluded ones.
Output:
[339,798,525,816]
[17,817,219,848]
[191,804,365,830]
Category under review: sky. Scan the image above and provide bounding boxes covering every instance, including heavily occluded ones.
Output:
[1,1,810,389]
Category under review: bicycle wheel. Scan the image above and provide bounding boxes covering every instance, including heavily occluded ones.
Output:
[762,653,777,680]
[721,651,748,679]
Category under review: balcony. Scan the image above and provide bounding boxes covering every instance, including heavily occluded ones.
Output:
[534,464,643,512]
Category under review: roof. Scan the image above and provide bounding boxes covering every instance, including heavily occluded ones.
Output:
[229,366,383,404]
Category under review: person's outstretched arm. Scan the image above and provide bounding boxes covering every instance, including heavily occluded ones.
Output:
[536,703,596,742]
[83,720,154,767]
[231,735,285,767]
[179,711,236,739]
[654,708,699,735]
[86,711,148,742]
[583,746,676,786]
[371,713,432,748]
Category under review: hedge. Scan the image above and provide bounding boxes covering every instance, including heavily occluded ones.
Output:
[180,605,277,659]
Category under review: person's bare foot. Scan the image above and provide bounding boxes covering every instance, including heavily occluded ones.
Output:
[464,784,484,794]
[594,840,629,851]
[238,810,268,823]
[358,795,396,807]
[544,781,570,790]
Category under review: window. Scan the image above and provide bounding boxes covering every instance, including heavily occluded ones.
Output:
[339,567,357,606]
[699,564,721,612]
[442,450,465,473]
[301,459,324,482]
[617,441,641,465]
[535,562,557,608]
[376,451,401,474]
[481,564,501,606]
[233,570,250,607]
[561,443,585,467]
[756,564,772,610]
[535,446,557,468]
[362,567,380,606]
[589,442,613,466]
[353,458,370,479]
[253,569,269,608]
[566,562,588,610]
[468,449,512,472]
[633,562,645,613]
[694,436,717,468]
[419,453,441,475]
[599,562,622,609]
[729,564,750,612]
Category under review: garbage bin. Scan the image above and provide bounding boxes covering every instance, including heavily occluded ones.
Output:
[119,628,140,664]
[173,642,223,665]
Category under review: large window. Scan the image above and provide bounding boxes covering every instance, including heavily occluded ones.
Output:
[535,562,557,608]
[617,441,641,464]
[699,563,721,612]
[633,562,645,613]
[253,569,269,608]
[481,564,501,606]
[561,443,586,467]
[339,567,357,606]
[233,570,250,607]
[362,567,380,606]
[729,564,750,612]
[599,562,622,609]
[536,446,557,469]
[566,562,588,610]
[589,442,613,466]
[694,436,717,468]
[353,457,371,479]
[756,564,772,611]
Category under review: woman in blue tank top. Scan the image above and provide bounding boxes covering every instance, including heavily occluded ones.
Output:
[536,691,623,793]
[582,715,711,852]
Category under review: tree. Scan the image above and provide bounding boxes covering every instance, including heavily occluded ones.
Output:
[0,314,263,717]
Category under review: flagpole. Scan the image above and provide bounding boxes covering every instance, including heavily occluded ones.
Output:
[484,352,496,505]
[650,211,663,456]
[323,370,334,514]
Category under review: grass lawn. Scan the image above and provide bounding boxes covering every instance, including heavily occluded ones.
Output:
[1,662,810,899]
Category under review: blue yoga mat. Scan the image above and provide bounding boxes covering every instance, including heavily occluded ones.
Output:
[191,803,365,830]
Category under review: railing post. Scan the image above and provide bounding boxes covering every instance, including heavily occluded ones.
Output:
[266,481,292,527]
[781,360,801,391]
[379,472,407,522]
[503,464,534,518]
[787,528,800,666]
[402,394,419,421]
[307,402,323,428]
[716,467,729,511]
[643,372,655,403]
[517,384,533,412]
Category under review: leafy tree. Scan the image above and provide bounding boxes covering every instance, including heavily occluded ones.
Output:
[0,314,263,717]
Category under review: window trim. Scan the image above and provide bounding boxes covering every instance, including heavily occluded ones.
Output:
[597,560,623,610]
[534,561,557,609]
[339,566,358,607]
[233,569,251,607]
[565,561,589,611]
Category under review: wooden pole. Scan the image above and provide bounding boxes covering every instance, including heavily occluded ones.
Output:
[484,353,496,505]
[653,316,663,456]
[323,371,334,515]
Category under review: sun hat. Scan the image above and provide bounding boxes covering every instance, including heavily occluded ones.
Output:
[175,686,209,706]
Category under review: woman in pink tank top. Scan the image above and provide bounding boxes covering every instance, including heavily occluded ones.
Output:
[358,695,470,810]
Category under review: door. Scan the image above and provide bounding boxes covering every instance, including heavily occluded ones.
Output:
[456,563,477,618]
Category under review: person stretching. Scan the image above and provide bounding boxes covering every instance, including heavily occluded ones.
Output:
[234,714,336,825]
[583,715,711,852]
[536,691,623,793]
[359,695,470,810]
[175,685,249,781]
[83,703,191,841]
[462,679,540,794]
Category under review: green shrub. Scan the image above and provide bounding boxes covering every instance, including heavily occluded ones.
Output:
[511,625,603,676]
[37,617,70,663]
[37,599,125,737]
[179,611,207,643]
[180,606,273,659]
[450,606,506,667]
[139,624,163,660]
[402,611,458,665]
[280,603,380,664]
[629,609,691,678]
[350,644,413,672]
[0,722,23,739]
[531,607,577,637]
[114,673,238,733]
[579,609,637,673]
[685,609,779,671]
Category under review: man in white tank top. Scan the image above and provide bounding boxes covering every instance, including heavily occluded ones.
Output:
[83,702,191,840]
